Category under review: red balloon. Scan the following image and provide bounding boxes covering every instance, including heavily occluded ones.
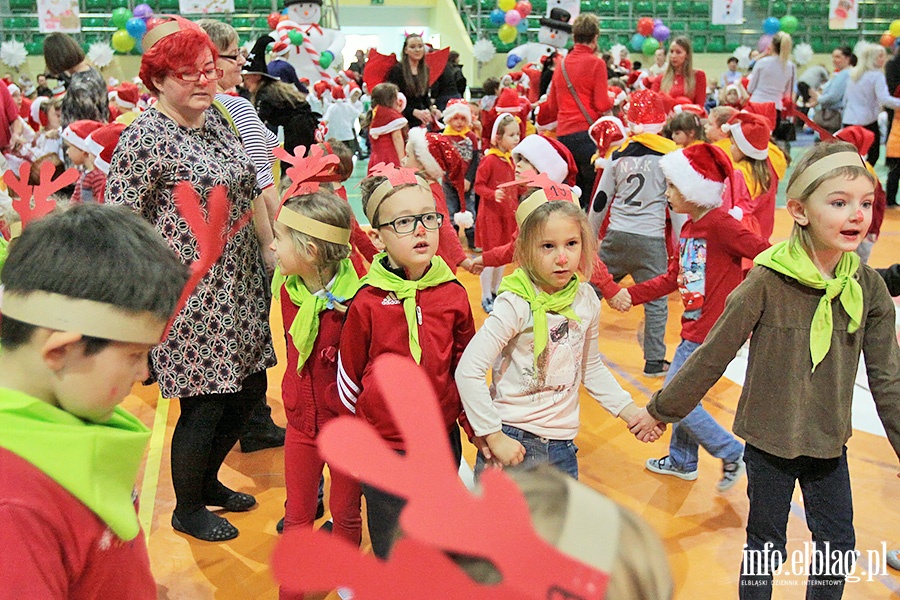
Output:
[637,16,654,37]
[267,11,281,30]
[881,32,896,48]
[515,0,532,17]
[145,17,164,30]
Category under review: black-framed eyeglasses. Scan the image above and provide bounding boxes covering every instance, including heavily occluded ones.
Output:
[378,212,443,234]
[172,68,225,83]
[218,53,245,63]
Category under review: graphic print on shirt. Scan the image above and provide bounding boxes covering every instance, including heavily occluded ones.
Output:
[678,237,707,319]
[523,318,582,398]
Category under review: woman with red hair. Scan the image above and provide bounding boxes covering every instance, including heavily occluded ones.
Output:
[105,19,276,543]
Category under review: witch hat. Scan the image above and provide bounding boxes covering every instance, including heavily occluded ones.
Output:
[243,35,278,80]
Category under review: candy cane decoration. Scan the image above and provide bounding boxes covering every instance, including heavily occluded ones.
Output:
[276,20,335,86]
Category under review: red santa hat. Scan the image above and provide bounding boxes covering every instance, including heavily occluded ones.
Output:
[62,120,104,153]
[722,112,770,161]
[589,116,628,167]
[272,40,290,56]
[313,80,330,97]
[406,127,466,200]
[512,134,577,187]
[673,103,707,118]
[442,98,471,125]
[494,88,520,114]
[114,82,139,109]
[743,101,777,132]
[330,85,345,100]
[85,122,126,175]
[660,143,734,208]
[30,96,50,129]
[491,112,519,144]
[835,125,875,158]
[608,85,626,106]
[626,89,667,134]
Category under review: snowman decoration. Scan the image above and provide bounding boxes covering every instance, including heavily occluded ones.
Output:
[506,6,577,69]
[273,0,346,85]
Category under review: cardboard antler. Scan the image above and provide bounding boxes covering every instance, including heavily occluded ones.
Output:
[498,169,574,203]
[274,354,611,599]
[3,161,80,233]
[162,182,252,340]
[274,144,341,199]
[367,162,420,186]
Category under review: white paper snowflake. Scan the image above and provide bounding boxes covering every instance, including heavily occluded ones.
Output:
[0,40,28,69]
[87,42,115,69]
[793,43,813,66]
[733,45,752,70]
[473,38,497,65]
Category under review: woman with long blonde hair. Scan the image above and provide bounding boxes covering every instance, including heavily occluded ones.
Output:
[651,36,707,105]
[842,42,900,165]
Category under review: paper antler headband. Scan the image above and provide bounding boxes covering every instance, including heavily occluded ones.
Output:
[3,160,80,239]
[0,176,251,345]
[363,163,431,225]
[274,145,351,245]
[785,151,867,200]
[498,169,575,226]
[273,355,620,599]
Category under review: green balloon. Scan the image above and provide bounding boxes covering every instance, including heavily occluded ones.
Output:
[780,15,799,34]
[641,36,660,55]
[288,29,304,45]
[111,7,132,29]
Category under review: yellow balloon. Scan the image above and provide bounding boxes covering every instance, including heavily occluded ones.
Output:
[498,23,517,43]
[112,29,135,53]
[891,19,900,37]
[498,0,515,10]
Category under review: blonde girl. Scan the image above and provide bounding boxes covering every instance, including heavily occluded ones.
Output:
[271,191,362,559]
[633,141,900,598]
[457,196,648,479]
[843,42,900,166]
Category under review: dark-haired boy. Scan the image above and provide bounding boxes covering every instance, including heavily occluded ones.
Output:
[0,204,189,599]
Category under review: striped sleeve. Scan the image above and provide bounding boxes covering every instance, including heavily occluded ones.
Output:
[215,94,277,190]
[336,297,371,415]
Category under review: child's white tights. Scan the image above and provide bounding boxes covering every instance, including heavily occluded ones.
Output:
[479,266,504,301]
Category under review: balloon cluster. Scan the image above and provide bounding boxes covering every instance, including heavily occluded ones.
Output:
[756,14,798,52]
[490,0,532,44]
[880,20,900,49]
[630,17,669,55]
[110,3,154,53]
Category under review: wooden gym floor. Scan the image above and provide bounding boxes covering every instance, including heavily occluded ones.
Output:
[124,208,900,599]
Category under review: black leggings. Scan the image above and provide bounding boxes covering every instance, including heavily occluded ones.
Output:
[171,370,267,516]
[887,157,900,206]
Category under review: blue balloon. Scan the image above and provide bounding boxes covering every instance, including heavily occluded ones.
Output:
[281,7,288,13]
[630,33,646,52]
[763,16,781,35]
[125,16,147,38]
[517,18,528,33]
[490,8,506,25]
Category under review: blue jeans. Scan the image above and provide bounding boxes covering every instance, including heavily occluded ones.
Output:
[665,339,744,470]
[739,445,855,600]
[474,424,579,479]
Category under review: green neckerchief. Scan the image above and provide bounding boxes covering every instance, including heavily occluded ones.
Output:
[361,253,456,364]
[497,268,581,366]
[754,240,863,372]
[0,236,7,275]
[272,260,360,372]
[0,388,150,540]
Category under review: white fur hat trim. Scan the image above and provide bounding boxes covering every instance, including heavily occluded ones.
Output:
[406,127,442,181]
[659,150,725,209]
[512,134,567,184]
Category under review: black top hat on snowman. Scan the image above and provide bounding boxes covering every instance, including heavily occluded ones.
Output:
[284,0,322,6]
[539,8,573,33]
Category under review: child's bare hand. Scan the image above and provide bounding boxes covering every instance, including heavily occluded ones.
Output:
[608,289,632,312]
[494,189,506,203]
[464,180,471,192]
[460,258,482,275]
[628,408,666,442]
[471,435,494,461]
[486,431,526,466]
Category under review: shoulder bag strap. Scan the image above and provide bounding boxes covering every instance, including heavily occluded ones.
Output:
[559,57,594,126]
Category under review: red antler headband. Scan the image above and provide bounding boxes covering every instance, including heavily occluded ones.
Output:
[498,169,575,226]
[364,163,431,225]
[273,355,621,599]
[3,160,80,239]
[274,145,351,245]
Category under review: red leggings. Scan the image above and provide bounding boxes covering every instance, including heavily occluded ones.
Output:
[283,424,362,542]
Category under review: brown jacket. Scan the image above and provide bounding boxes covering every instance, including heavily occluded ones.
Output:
[647,265,900,461]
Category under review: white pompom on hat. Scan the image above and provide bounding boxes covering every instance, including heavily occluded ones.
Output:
[659,142,734,209]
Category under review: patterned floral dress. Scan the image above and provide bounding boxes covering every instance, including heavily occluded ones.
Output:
[106,107,276,399]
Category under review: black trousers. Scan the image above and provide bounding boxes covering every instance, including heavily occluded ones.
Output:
[557,130,597,210]
[171,370,268,516]
[844,120,882,167]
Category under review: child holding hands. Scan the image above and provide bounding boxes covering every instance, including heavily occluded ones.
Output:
[632,142,900,598]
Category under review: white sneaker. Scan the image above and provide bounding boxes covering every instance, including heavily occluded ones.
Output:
[718,456,746,492]
[645,456,698,481]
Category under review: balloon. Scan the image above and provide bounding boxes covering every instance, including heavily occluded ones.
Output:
[111,7,132,29]
[637,16,654,36]
[497,0,516,11]
[490,8,505,25]
[319,50,333,68]
[779,14,798,34]
[515,0,532,17]
[654,18,664,26]
[891,20,900,38]
[288,29,304,45]
[516,19,528,33]
[652,24,670,42]
[112,29,136,53]
[505,9,522,26]
[762,16,781,35]
[641,36,660,55]
[757,33,773,53]
[881,32,896,48]
[125,17,146,38]
[630,33,646,53]
[146,17,164,29]
[498,23,517,43]
[267,11,281,29]
[133,3,153,19]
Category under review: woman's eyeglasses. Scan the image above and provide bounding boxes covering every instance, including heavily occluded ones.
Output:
[172,68,225,83]
[218,54,245,63]
[378,212,443,234]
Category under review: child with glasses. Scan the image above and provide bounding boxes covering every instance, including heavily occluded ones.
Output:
[337,165,477,559]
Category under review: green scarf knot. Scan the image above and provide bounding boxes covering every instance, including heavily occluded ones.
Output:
[497,268,581,366]
[754,240,863,372]
[272,259,360,372]
[361,253,456,363]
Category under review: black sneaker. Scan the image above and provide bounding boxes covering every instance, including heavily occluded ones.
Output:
[643,360,671,378]
[276,499,324,534]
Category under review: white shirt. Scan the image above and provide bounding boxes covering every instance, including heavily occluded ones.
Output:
[747,56,796,109]
[323,99,362,142]
[841,69,900,126]
[455,283,634,440]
